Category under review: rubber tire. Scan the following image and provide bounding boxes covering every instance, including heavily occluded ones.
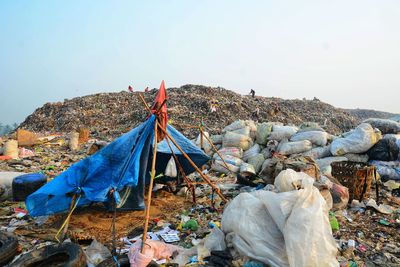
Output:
[10,242,86,267]
[0,231,19,266]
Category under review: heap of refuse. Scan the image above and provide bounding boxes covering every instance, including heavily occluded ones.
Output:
[19,85,361,139]
[0,117,400,266]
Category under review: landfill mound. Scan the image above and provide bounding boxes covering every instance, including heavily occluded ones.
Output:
[20,84,358,138]
[345,108,399,121]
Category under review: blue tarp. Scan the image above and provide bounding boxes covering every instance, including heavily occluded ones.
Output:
[26,115,209,217]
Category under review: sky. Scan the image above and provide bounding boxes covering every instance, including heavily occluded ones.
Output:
[0,1,399,125]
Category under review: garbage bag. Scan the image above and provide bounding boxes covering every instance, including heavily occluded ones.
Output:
[247,153,265,173]
[330,123,381,155]
[302,145,332,159]
[196,132,212,154]
[84,239,111,266]
[213,154,243,166]
[0,172,25,201]
[316,156,348,170]
[223,120,247,132]
[343,153,369,163]
[212,161,239,174]
[256,123,273,145]
[330,183,349,210]
[290,131,328,146]
[367,138,399,161]
[243,144,261,162]
[204,227,226,251]
[274,169,309,192]
[165,157,177,177]
[240,163,256,176]
[363,118,400,134]
[210,135,223,145]
[222,172,338,267]
[370,160,400,181]
[214,147,243,159]
[278,140,312,155]
[231,126,251,137]
[4,140,18,159]
[223,132,252,151]
[268,125,298,141]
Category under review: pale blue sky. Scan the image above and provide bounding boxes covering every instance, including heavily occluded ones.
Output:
[1,1,399,125]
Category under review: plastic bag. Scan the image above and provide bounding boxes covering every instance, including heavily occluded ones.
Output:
[222,173,338,267]
[165,157,177,177]
[330,123,381,155]
[210,135,223,145]
[240,162,256,175]
[277,140,312,155]
[84,239,112,266]
[213,154,243,166]
[69,132,79,151]
[256,123,273,145]
[223,132,252,150]
[204,227,226,251]
[231,126,251,137]
[223,120,247,132]
[302,145,331,159]
[343,153,369,163]
[290,131,328,146]
[363,118,400,134]
[274,169,309,192]
[211,161,240,174]
[316,156,348,170]
[370,160,400,181]
[247,153,265,173]
[196,131,212,154]
[128,239,179,267]
[243,144,261,162]
[268,125,298,141]
[367,138,399,161]
[214,147,243,159]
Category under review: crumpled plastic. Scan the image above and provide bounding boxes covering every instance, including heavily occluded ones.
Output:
[222,170,338,267]
[128,239,179,267]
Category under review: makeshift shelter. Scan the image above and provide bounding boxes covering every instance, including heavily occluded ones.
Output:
[26,83,211,218]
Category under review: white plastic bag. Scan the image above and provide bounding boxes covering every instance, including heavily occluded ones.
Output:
[165,157,177,177]
[247,153,265,173]
[223,120,247,132]
[278,140,312,155]
[223,132,252,150]
[330,123,381,156]
[214,147,243,159]
[302,145,332,159]
[268,125,298,141]
[196,131,212,154]
[290,131,328,146]
[84,239,112,266]
[204,227,226,251]
[222,172,338,267]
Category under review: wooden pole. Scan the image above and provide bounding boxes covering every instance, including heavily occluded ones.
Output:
[159,125,227,202]
[141,121,158,253]
[199,127,232,174]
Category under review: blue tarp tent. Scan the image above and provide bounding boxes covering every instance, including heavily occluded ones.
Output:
[26,115,209,217]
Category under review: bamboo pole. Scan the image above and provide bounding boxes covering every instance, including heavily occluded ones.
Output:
[141,121,158,252]
[199,127,232,174]
[159,126,227,202]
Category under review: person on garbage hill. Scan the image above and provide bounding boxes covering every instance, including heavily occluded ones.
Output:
[251,107,260,121]
[210,99,219,113]
[249,89,255,98]
[128,85,133,92]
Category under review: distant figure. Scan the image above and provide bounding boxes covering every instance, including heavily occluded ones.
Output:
[249,89,255,98]
[144,87,149,92]
[128,85,133,93]
[210,99,219,113]
[251,107,260,121]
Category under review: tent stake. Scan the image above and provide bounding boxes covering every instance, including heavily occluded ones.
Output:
[141,121,158,253]
[159,124,227,203]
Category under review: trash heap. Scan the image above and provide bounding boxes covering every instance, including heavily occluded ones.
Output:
[0,117,399,266]
[19,85,360,139]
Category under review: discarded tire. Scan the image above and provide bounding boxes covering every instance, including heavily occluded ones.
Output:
[10,242,86,267]
[12,173,47,201]
[0,231,19,266]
